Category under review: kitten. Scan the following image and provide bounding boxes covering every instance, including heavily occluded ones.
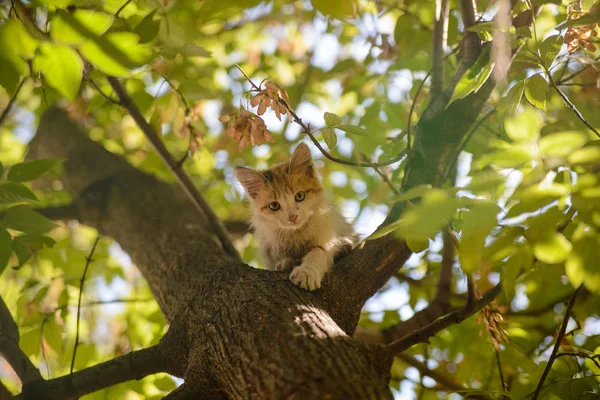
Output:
[236,143,359,291]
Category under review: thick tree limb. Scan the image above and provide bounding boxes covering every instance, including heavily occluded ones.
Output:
[431,0,450,98]
[0,296,41,385]
[387,283,502,355]
[459,0,480,61]
[17,345,167,400]
[105,76,242,263]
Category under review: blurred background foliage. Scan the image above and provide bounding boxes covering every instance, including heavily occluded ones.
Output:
[0,0,600,398]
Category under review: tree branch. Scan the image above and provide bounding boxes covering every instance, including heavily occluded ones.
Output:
[381,229,454,342]
[531,284,584,400]
[0,295,41,385]
[17,345,167,400]
[387,283,502,355]
[106,76,242,263]
[71,237,100,374]
[459,0,481,61]
[431,0,450,98]
[397,353,465,392]
[0,77,26,128]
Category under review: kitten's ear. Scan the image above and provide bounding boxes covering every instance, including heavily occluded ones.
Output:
[289,143,314,175]
[236,167,265,199]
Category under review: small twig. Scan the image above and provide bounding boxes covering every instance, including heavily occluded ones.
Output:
[0,77,26,128]
[495,348,507,392]
[556,55,600,85]
[114,0,133,17]
[106,76,242,262]
[71,237,100,374]
[40,318,51,378]
[547,71,600,139]
[387,283,502,355]
[555,352,600,370]
[84,72,120,105]
[236,65,409,169]
[531,284,584,400]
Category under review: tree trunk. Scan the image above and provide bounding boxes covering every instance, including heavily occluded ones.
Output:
[25,107,408,398]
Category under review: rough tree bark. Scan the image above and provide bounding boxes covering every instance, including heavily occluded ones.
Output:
[21,107,410,399]
[10,2,536,397]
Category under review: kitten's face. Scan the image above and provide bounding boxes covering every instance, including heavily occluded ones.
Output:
[236,143,324,230]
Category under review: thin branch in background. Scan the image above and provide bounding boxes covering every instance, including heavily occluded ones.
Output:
[382,228,455,342]
[387,283,503,355]
[546,71,600,139]
[555,352,600,370]
[236,65,409,169]
[40,318,51,378]
[556,55,600,84]
[84,72,120,105]
[431,0,450,98]
[0,77,26,128]
[397,353,466,392]
[106,76,242,263]
[495,348,507,392]
[531,284,584,400]
[114,0,133,17]
[71,237,100,374]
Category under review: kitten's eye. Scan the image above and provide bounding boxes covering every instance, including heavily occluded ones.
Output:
[268,202,281,211]
[295,191,306,202]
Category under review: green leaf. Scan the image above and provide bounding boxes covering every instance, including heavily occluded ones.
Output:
[154,376,176,392]
[0,183,39,204]
[324,112,342,127]
[406,237,429,253]
[502,246,532,301]
[459,202,499,273]
[19,327,41,357]
[12,238,33,267]
[80,32,152,77]
[51,9,114,45]
[134,9,161,44]
[322,127,337,149]
[539,131,588,158]
[391,184,433,202]
[8,159,64,182]
[538,34,563,68]
[16,234,56,249]
[372,189,460,241]
[497,81,525,116]
[527,231,572,264]
[336,124,370,136]
[311,0,357,19]
[0,160,3,177]
[505,184,568,218]
[2,206,56,234]
[0,21,37,92]
[568,142,600,166]
[0,229,13,275]
[561,6,600,28]
[33,43,82,101]
[44,316,63,353]
[554,378,594,400]
[524,74,548,110]
[565,225,600,292]
[476,145,532,169]
[448,48,494,106]
[504,106,542,142]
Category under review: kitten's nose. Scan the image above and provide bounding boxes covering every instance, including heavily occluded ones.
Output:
[287,215,297,223]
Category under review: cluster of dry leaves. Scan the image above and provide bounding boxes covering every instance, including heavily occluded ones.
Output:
[221,80,291,151]
[565,25,598,52]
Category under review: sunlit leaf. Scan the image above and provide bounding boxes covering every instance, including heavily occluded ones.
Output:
[44,315,63,353]
[527,231,572,264]
[504,106,542,142]
[0,183,39,204]
[391,184,433,202]
[538,34,563,68]
[33,43,82,101]
[524,74,548,110]
[497,81,525,116]
[2,206,56,234]
[322,127,337,149]
[336,124,370,136]
[80,32,152,77]
[459,202,499,273]
[324,112,342,127]
[448,48,494,106]
[502,245,532,300]
[539,131,589,158]
[7,159,64,183]
[51,9,114,45]
[134,9,161,44]
[565,224,600,292]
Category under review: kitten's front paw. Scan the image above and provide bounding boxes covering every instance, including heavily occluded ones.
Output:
[274,257,298,272]
[290,266,323,291]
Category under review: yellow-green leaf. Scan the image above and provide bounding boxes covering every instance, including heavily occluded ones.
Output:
[337,124,370,136]
[324,112,342,127]
[322,127,337,149]
[524,74,548,110]
[33,43,82,101]
[539,131,589,158]
[527,231,572,264]
[51,9,114,45]
[7,159,64,183]
[0,183,39,204]
[391,184,433,202]
[2,206,56,234]
[459,202,499,273]
[504,106,542,142]
[0,229,12,275]
[448,48,494,106]
[80,32,152,77]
